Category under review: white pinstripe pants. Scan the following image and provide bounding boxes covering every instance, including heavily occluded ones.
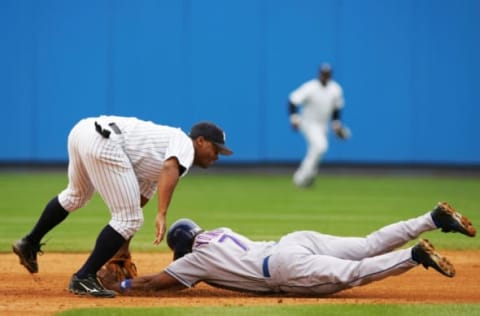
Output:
[58,118,143,239]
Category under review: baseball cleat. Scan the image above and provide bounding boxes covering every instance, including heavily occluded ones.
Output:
[431,202,476,237]
[69,274,117,298]
[412,239,455,277]
[12,238,44,273]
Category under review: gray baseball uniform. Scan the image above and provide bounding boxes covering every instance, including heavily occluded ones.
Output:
[164,212,435,295]
[58,115,194,239]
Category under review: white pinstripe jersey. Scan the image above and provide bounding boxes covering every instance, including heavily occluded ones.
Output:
[96,115,194,198]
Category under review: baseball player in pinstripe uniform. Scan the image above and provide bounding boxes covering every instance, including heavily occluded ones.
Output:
[12,115,232,298]
[289,63,350,188]
[99,202,475,296]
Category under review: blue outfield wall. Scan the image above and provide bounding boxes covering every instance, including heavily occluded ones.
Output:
[1,0,479,164]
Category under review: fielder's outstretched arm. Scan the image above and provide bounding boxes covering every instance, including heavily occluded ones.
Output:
[154,157,181,245]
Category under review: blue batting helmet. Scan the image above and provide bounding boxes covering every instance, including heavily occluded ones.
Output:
[166,218,203,260]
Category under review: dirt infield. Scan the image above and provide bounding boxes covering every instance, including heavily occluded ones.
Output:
[1,251,479,316]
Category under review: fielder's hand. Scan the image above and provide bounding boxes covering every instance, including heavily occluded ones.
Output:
[153,213,167,245]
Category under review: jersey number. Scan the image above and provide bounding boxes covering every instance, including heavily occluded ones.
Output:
[219,234,248,251]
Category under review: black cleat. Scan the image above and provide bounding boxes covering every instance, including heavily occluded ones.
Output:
[412,239,455,278]
[431,202,476,237]
[12,238,44,273]
[68,274,117,298]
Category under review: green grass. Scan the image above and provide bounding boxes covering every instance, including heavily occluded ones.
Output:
[1,171,479,252]
[55,304,480,316]
[1,170,479,316]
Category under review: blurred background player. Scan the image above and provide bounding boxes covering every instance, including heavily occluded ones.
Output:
[288,63,350,188]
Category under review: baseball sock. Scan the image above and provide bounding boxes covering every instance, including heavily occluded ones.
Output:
[26,196,69,245]
[75,225,126,279]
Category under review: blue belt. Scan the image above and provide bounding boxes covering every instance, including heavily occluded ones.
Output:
[262,255,271,278]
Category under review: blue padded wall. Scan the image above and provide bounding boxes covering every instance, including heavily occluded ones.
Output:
[1,0,479,164]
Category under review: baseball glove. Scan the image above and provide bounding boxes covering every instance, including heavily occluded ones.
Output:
[334,125,351,140]
[103,254,138,281]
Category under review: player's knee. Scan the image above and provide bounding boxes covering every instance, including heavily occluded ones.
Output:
[310,146,325,158]
[123,217,144,238]
[58,191,93,212]
[110,213,144,239]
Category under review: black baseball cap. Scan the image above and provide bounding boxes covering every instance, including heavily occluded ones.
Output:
[189,122,233,156]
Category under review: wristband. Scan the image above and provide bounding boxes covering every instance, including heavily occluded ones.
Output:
[120,279,132,292]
